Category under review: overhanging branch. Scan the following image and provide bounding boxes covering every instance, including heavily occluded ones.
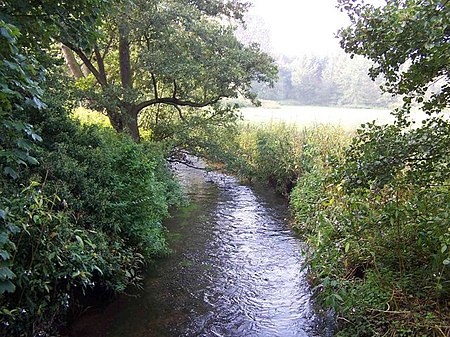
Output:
[134,96,222,113]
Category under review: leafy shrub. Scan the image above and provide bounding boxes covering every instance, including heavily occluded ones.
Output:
[295,115,450,336]
[0,101,183,336]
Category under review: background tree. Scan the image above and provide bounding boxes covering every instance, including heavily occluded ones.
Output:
[251,52,393,107]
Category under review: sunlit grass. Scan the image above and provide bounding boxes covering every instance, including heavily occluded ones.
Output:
[72,107,112,127]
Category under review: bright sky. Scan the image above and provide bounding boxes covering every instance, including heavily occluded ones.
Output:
[248,0,383,56]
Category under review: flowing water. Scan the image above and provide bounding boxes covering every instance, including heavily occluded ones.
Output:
[71,160,330,337]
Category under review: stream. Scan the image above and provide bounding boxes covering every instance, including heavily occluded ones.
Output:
[70,160,331,337]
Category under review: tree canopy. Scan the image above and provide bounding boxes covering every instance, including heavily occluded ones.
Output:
[61,0,277,142]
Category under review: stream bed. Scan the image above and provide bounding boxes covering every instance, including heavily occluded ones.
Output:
[70,161,330,337]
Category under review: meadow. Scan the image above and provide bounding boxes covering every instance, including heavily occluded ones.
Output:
[240,102,429,128]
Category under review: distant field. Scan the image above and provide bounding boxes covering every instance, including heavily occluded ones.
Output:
[240,105,399,129]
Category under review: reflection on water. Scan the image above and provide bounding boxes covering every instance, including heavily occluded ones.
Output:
[71,159,330,337]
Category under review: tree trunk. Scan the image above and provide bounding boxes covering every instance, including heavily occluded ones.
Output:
[116,19,138,142]
[61,44,84,79]
[119,23,132,89]
[81,64,91,77]
[107,105,140,143]
[127,113,140,143]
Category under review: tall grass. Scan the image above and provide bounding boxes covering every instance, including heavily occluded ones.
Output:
[217,122,352,196]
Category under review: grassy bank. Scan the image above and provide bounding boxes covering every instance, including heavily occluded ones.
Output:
[207,120,450,336]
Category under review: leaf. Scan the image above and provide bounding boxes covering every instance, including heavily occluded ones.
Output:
[0,250,10,261]
[441,244,448,254]
[0,233,9,244]
[75,235,84,249]
[0,209,5,220]
[3,166,18,179]
[0,280,16,294]
[92,265,103,275]
[16,139,32,151]
[344,242,350,253]
[26,155,39,165]
[31,132,43,142]
[0,266,16,280]
[0,27,15,43]
[334,293,344,302]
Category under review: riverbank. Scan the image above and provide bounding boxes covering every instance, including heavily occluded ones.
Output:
[0,112,184,336]
[206,121,450,336]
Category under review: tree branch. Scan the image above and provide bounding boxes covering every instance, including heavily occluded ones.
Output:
[151,72,158,99]
[135,96,221,113]
[94,45,108,85]
[172,104,185,121]
[173,80,178,99]
[72,47,107,86]
[61,44,83,79]
[102,33,115,60]
[167,158,208,171]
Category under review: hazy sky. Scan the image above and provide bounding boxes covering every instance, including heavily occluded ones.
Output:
[248,0,383,56]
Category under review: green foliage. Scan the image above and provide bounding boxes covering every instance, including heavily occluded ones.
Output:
[291,115,450,335]
[201,120,350,196]
[338,0,449,115]
[0,105,183,336]
[1,1,185,335]
[0,0,109,53]
[72,107,112,128]
[63,0,277,141]
[0,20,44,180]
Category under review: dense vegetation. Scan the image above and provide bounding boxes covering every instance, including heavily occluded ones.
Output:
[0,19,183,336]
[1,0,448,335]
[208,115,449,335]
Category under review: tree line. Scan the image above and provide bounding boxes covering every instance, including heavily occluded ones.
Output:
[253,52,398,108]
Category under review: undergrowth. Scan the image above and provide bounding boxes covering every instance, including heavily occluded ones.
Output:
[0,101,183,336]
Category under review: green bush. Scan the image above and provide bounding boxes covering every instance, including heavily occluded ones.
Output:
[294,117,450,336]
[0,102,183,336]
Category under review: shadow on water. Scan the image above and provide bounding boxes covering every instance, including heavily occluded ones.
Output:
[70,159,333,337]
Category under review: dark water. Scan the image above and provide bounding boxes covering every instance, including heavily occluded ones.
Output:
[71,161,329,337]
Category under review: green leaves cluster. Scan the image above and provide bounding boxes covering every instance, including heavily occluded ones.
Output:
[293,121,450,335]
[338,0,450,115]
[0,20,44,180]
[0,107,183,336]
[64,0,277,141]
